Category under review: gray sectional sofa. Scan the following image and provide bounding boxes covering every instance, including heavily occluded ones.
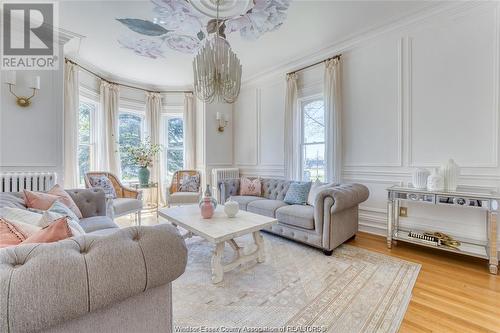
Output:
[0,188,188,333]
[219,178,369,255]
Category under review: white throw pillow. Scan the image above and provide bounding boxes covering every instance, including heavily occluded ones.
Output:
[40,211,85,236]
[0,207,44,226]
[307,179,322,206]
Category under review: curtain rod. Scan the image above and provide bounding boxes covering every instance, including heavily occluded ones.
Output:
[286,54,341,76]
[65,59,193,94]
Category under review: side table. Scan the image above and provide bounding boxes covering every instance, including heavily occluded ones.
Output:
[132,182,160,219]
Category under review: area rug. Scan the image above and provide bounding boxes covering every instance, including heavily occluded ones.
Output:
[172,233,420,333]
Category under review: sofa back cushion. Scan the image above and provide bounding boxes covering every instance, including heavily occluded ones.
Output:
[66,188,107,218]
[261,178,291,200]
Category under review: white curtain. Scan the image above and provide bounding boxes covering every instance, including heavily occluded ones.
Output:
[98,81,121,178]
[146,92,165,205]
[284,73,300,180]
[63,61,80,188]
[183,92,196,170]
[324,58,342,183]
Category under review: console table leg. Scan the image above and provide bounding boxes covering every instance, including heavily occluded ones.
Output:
[211,242,225,283]
[488,211,498,275]
[387,199,393,249]
[253,231,265,263]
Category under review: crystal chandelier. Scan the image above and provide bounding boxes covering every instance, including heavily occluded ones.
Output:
[192,1,242,104]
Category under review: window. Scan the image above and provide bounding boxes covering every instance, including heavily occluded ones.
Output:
[163,115,184,179]
[78,99,97,186]
[119,111,145,181]
[300,97,325,182]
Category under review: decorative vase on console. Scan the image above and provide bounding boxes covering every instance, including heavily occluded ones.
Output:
[427,168,444,191]
[224,197,239,218]
[199,185,217,219]
[138,167,150,186]
[440,158,460,192]
[412,168,430,189]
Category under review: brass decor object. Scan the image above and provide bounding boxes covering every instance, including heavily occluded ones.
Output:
[387,185,499,275]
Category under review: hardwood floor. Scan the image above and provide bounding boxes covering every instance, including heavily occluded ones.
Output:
[118,215,499,332]
[347,232,500,333]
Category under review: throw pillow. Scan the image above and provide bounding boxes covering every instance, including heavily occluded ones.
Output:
[179,175,200,192]
[0,218,26,248]
[23,190,60,211]
[47,185,83,218]
[46,200,80,222]
[0,207,44,226]
[22,217,72,244]
[88,176,117,198]
[284,182,312,205]
[0,193,26,209]
[40,210,85,236]
[307,179,324,206]
[240,177,261,196]
[7,219,42,237]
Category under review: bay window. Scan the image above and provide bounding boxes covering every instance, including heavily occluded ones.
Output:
[77,98,97,186]
[118,111,145,181]
[162,114,184,179]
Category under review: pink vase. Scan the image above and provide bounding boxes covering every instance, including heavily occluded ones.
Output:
[200,197,215,219]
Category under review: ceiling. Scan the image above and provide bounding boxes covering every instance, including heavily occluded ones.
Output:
[61,0,440,90]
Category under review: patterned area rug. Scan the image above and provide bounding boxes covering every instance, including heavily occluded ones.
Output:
[173,233,420,333]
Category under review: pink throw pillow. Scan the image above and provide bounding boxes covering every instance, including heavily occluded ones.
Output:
[240,177,262,196]
[23,190,59,211]
[48,185,83,218]
[0,218,26,248]
[22,217,72,244]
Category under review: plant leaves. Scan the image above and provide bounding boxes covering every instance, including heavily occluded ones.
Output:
[116,18,169,36]
[197,30,205,41]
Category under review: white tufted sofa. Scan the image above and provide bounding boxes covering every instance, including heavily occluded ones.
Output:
[0,223,187,333]
[219,178,369,255]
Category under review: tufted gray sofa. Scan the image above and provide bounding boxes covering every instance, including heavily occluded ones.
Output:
[219,178,369,255]
[0,188,188,332]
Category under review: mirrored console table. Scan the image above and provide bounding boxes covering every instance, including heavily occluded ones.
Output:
[386,185,499,274]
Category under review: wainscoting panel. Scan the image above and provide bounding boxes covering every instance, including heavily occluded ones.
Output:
[234,88,258,166]
[259,81,285,167]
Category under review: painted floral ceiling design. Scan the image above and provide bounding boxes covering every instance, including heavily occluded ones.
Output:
[117,0,291,59]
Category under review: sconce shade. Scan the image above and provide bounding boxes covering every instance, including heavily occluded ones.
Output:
[5,71,16,85]
[29,76,40,90]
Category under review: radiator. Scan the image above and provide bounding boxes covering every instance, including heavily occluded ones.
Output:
[0,172,57,193]
[211,168,239,203]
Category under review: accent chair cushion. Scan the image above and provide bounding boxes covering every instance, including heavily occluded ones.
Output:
[23,217,72,244]
[247,199,289,218]
[78,216,119,233]
[0,218,25,248]
[284,182,312,205]
[230,196,265,210]
[23,190,60,211]
[276,205,315,230]
[168,192,200,205]
[88,176,117,199]
[112,198,143,216]
[48,184,83,218]
[179,175,200,192]
[240,177,261,196]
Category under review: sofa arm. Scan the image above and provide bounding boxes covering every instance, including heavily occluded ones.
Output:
[314,183,369,214]
[218,178,240,203]
[0,224,187,333]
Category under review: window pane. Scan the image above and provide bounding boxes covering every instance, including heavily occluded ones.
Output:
[79,103,92,144]
[167,149,184,176]
[168,117,183,148]
[303,100,325,144]
[119,113,143,180]
[302,143,325,182]
[78,145,90,185]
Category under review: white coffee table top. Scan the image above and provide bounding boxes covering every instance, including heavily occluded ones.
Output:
[159,205,277,243]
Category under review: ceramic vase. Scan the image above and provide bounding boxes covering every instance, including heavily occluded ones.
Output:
[427,168,444,191]
[412,168,430,189]
[441,158,460,192]
[224,197,239,218]
[138,167,150,186]
[200,197,215,219]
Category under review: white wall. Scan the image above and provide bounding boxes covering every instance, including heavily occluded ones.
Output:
[0,45,65,184]
[233,2,500,243]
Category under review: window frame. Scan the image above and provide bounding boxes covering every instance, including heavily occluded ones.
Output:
[161,113,185,181]
[298,94,326,182]
[77,95,99,187]
[118,108,146,182]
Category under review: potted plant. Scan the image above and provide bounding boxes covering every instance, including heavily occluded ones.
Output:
[124,137,162,185]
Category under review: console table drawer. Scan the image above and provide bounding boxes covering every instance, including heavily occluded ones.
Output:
[393,192,435,204]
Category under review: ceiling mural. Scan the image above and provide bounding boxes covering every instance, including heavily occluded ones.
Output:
[116,0,291,59]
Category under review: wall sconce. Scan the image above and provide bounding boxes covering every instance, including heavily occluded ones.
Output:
[4,72,40,107]
[216,112,228,132]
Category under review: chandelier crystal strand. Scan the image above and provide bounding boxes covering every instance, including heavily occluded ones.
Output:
[192,0,241,103]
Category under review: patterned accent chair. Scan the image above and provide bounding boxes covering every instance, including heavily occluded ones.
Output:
[167,170,202,207]
[84,172,143,224]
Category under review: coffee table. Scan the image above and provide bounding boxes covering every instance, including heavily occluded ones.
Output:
[159,205,277,283]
